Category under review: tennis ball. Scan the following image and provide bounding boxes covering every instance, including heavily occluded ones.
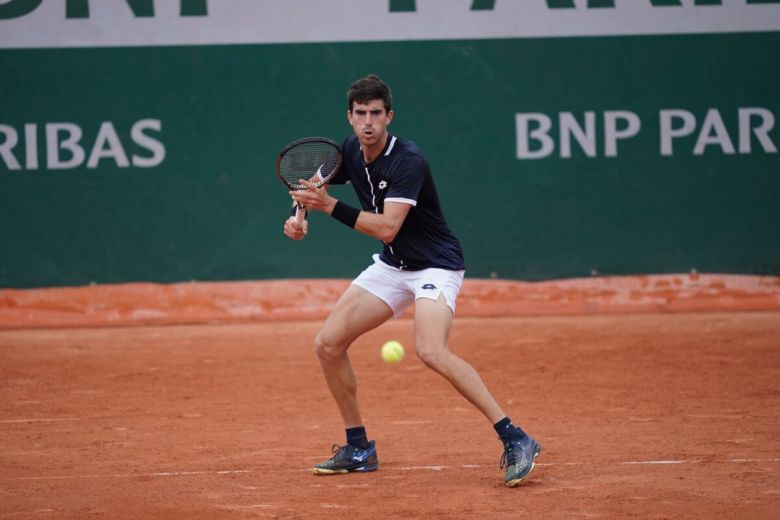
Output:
[381,340,405,364]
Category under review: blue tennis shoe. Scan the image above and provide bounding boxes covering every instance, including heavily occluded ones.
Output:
[313,440,379,475]
[500,434,541,487]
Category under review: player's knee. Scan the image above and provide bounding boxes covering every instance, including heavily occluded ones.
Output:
[416,345,447,372]
[314,333,345,363]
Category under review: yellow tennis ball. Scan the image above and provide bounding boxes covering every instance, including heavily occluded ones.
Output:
[381,340,405,364]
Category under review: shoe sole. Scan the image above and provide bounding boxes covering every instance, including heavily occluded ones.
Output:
[505,443,542,488]
[505,460,534,487]
[312,463,379,475]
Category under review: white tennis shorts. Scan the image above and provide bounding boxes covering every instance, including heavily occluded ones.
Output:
[352,254,466,319]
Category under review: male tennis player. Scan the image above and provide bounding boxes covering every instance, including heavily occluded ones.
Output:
[283,74,540,487]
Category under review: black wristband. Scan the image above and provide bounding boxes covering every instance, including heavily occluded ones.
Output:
[330,200,360,228]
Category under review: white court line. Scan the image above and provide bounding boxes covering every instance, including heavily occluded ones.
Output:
[1,418,82,424]
[622,460,690,465]
[535,459,779,467]
[1,415,114,424]
[3,470,250,481]
[3,458,779,481]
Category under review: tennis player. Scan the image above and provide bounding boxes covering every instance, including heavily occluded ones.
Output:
[283,74,540,487]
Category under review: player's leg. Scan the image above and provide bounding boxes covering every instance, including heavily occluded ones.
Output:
[312,284,392,475]
[315,283,392,428]
[413,294,506,422]
[414,285,541,487]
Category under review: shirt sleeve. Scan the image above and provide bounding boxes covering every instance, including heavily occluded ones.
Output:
[384,154,426,207]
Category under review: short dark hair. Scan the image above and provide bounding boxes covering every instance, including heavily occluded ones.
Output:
[347,74,392,112]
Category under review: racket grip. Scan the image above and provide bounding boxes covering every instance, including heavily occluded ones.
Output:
[295,204,306,224]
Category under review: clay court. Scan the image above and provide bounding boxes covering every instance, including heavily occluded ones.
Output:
[3,2,779,518]
[2,278,779,519]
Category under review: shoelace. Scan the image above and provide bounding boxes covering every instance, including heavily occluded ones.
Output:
[330,443,355,461]
[499,442,517,469]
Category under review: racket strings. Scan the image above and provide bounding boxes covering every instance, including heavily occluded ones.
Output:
[278,142,340,189]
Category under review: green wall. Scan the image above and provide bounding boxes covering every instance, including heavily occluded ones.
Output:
[2,33,779,288]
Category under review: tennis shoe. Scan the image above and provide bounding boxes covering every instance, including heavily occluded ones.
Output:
[312,440,379,475]
[500,434,541,487]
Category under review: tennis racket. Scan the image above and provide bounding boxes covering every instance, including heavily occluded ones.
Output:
[276,137,342,224]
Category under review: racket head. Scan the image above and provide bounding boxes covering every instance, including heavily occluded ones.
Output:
[276,137,342,191]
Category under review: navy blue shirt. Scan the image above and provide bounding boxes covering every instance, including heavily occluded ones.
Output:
[330,134,465,271]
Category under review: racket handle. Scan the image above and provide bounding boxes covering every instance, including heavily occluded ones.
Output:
[295,204,306,224]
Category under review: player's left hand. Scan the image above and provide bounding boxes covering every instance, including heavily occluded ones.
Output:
[283,213,308,240]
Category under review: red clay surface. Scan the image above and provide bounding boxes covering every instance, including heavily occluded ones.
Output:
[2,274,779,329]
[2,310,779,519]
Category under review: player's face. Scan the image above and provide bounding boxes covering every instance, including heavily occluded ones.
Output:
[348,99,393,151]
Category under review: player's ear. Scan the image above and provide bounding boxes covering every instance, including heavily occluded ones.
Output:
[386,109,394,125]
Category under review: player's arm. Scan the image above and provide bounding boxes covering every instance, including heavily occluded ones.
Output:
[352,201,410,243]
[290,180,410,242]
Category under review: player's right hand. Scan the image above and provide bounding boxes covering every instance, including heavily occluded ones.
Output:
[283,215,308,240]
